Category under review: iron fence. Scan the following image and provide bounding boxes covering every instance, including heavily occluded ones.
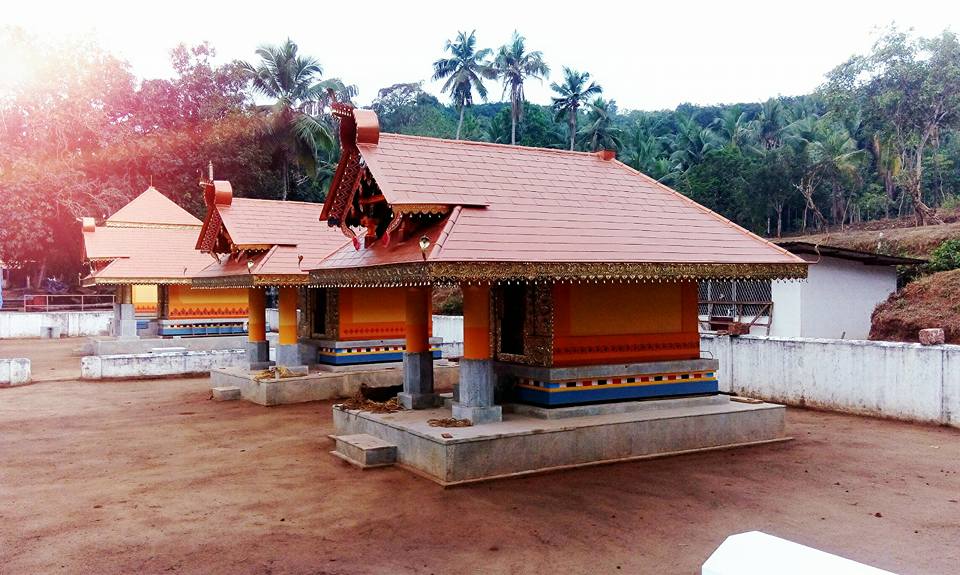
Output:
[6,294,116,312]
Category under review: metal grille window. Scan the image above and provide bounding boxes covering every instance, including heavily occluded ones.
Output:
[699,279,774,333]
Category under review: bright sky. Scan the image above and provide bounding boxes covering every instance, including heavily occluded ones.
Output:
[6,0,959,111]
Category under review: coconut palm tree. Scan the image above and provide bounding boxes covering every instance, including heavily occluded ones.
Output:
[710,106,750,149]
[578,98,623,152]
[241,38,339,200]
[432,30,496,140]
[493,31,549,145]
[550,68,602,151]
[668,113,723,172]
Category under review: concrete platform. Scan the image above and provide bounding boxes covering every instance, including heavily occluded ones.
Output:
[332,396,788,486]
[211,362,460,406]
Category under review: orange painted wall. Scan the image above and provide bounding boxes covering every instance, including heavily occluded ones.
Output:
[167,285,248,319]
[552,282,699,366]
[132,284,158,317]
[338,287,431,341]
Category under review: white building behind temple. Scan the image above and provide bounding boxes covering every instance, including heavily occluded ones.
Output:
[700,242,925,340]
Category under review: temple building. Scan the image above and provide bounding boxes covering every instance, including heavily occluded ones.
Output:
[81,186,247,338]
[191,180,440,370]
[313,106,808,484]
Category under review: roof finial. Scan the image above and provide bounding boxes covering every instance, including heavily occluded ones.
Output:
[208,161,214,181]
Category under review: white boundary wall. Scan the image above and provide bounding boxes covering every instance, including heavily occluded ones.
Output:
[0,311,112,339]
[81,349,246,380]
[702,334,960,427]
[0,358,31,386]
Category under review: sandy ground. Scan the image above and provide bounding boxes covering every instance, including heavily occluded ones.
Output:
[0,337,84,382]
[1,343,959,574]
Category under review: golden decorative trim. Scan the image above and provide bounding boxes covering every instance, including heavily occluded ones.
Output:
[309,261,808,287]
[190,273,311,289]
[392,204,450,215]
[84,277,192,286]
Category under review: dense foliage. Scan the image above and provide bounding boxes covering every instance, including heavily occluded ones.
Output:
[928,239,960,272]
[2,26,960,288]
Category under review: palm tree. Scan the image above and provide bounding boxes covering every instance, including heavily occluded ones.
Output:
[668,113,722,172]
[493,31,549,145]
[432,30,496,140]
[241,39,338,200]
[551,68,602,151]
[578,98,623,152]
[784,115,866,231]
[710,107,750,149]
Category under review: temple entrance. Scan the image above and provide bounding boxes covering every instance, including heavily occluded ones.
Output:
[498,284,526,355]
[311,288,327,337]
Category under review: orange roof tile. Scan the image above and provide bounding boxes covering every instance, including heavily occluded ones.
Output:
[315,133,802,272]
[105,187,202,228]
[82,227,214,284]
[195,198,350,280]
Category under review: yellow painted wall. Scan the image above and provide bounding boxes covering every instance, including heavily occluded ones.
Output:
[167,285,248,319]
[338,287,430,341]
[132,285,158,317]
[552,282,699,366]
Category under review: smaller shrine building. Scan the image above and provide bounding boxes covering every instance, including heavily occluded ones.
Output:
[191,181,441,370]
[81,186,247,338]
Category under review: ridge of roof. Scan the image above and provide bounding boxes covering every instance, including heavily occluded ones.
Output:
[373,132,609,159]
[227,197,322,207]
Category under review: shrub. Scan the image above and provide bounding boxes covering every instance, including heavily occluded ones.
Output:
[928,238,960,272]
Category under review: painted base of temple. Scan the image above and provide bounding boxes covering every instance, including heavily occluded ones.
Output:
[331,395,787,486]
[315,338,442,366]
[498,358,719,407]
[158,318,246,337]
[210,362,459,406]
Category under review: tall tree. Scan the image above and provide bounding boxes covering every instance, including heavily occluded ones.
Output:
[432,30,495,140]
[826,28,960,224]
[493,31,549,145]
[668,113,722,172]
[784,115,866,231]
[240,38,337,200]
[578,98,623,152]
[551,68,602,151]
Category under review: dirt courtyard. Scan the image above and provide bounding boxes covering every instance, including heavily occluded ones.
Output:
[1,375,959,574]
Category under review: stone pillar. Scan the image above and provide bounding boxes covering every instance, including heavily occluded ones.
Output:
[452,284,501,424]
[246,288,270,368]
[398,286,436,409]
[114,285,138,340]
[275,287,302,367]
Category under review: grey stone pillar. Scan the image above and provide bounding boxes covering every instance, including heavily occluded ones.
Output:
[398,351,437,409]
[452,359,502,424]
[114,303,138,340]
[275,344,303,368]
[246,341,271,370]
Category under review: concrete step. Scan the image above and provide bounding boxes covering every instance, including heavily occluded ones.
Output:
[211,386,241,401]
[330,433,397,469]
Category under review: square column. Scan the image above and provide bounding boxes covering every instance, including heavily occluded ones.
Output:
[276,287,302,367]
[246,288,270,368]
[114,285,138,340]
[398,286,436,409]
[452,284,501,424]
